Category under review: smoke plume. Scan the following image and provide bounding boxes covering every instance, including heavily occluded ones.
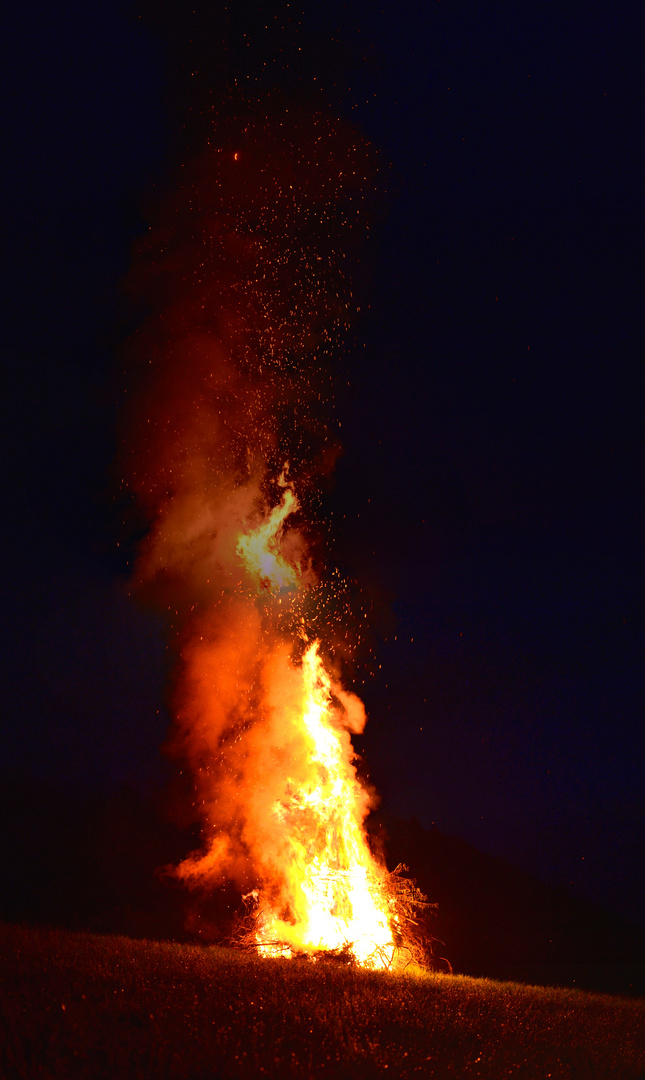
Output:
[118,103,406,964]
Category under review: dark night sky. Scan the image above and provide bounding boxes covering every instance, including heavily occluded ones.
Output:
[1,1,643,929]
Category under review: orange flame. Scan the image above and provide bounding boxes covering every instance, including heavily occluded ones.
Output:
[242,488,396,965]
[255,641,394,966]
[236,476,300,592]
[175,474,399,968]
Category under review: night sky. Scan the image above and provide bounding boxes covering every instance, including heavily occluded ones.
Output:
[1,0,643,931]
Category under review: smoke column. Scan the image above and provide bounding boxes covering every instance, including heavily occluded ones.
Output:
[119,103,416,967]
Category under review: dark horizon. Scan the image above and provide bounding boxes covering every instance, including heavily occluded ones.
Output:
[1,0,643,937]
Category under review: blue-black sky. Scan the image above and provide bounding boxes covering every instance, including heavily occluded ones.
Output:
[1,0,643,928]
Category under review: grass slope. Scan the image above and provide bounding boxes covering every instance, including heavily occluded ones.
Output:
[1,923,644,1079]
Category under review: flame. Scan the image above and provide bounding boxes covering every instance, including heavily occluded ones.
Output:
[174,474,399,968]
[236,478,300,592]
[254,640,394,966]
[234,486,395,966]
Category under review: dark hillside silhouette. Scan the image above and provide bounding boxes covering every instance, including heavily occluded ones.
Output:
[376,813,645,997]
[2,776,643,996]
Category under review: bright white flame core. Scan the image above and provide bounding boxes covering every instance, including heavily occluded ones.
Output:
[253,640,396,968]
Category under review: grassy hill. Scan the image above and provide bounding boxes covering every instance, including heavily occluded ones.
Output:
[1,922,644,1079]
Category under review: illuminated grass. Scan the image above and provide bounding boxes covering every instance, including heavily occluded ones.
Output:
[1,923,644,1078]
